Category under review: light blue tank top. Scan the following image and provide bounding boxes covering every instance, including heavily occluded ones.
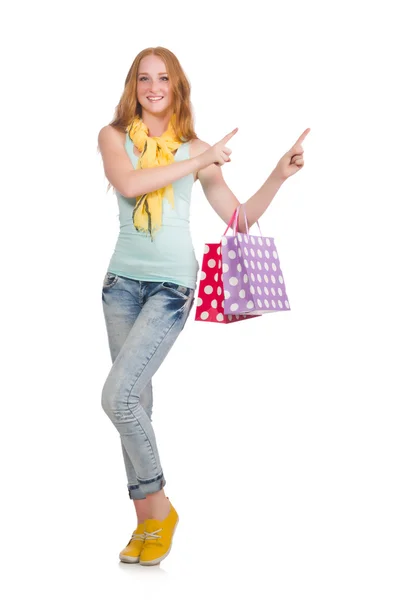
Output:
[107,133,199,290]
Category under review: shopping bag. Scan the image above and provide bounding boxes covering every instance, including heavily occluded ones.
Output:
[194,208,261,324]
[221,204,291,316]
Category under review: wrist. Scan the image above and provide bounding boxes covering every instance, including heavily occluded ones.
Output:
[194,151,212,172]
[270,168,287,186]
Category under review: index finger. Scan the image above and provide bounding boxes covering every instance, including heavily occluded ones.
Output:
[295,128,311,145]
[223,127,239,141]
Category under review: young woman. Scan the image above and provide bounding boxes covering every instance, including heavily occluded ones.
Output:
[98,46,309,567]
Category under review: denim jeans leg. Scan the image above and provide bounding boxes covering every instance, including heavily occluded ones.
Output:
[101,280,195,499]
[102,274,153,500]
[120,380,154,499]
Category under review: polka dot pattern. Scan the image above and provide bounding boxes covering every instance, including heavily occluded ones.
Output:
[194,242,261,324]
[220,233,290,315]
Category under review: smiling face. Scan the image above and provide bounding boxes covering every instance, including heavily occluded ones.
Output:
[137,54,174,118]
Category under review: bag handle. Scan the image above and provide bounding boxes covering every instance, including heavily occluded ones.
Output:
[233,204,264,237]
[232,204,248,235]
[222,207,239,236]
[223,205,264,237]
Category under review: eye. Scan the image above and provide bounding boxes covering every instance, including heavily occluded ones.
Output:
[138,76,169,81]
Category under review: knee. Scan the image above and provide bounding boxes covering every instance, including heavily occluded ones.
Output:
[101,376,139,417]
[101,377,117,417]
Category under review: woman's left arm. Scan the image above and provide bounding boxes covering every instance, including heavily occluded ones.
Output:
[197,128,310,231]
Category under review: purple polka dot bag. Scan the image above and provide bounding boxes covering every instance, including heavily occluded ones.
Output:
[221,205,291,316]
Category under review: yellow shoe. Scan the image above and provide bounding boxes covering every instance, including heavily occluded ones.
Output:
[119,522,145,563]
[139,499,179,566]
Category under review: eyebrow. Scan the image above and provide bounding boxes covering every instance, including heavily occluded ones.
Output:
[138,72,168,75]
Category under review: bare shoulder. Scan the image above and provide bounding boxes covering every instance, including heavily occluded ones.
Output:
[189,138,210,182]
[98,125,125,150]
[189,137,210,155]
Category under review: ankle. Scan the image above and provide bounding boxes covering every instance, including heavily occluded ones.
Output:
[150,497,171,521]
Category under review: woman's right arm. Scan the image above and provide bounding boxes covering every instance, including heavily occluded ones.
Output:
[97,125,237,198]
[98,125,208,198]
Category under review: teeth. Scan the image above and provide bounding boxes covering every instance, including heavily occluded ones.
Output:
[148,96,163,101]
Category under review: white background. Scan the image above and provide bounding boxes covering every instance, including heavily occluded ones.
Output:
[1,0,396,598]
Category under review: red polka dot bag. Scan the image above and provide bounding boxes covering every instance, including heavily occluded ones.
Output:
[194,205,290,324]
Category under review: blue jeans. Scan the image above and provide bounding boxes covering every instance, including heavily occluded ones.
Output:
[101,272,195,500]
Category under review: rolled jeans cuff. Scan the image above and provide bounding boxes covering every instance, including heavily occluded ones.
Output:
[127,474,166,500]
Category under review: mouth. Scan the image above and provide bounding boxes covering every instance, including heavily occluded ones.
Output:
[147,96,164,102]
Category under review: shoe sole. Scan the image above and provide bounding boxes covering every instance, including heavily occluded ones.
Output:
[139,517,179,566]
[119,553,140,564]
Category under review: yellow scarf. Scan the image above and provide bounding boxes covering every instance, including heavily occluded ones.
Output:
[126,114,182,240]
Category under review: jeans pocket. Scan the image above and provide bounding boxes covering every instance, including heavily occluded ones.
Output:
[161,281,193,300]
[103,272,119,290]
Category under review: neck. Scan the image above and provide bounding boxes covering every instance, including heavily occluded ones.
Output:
[141,109,173,137]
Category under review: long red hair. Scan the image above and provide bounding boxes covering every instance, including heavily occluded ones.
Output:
[109,46,198,140]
